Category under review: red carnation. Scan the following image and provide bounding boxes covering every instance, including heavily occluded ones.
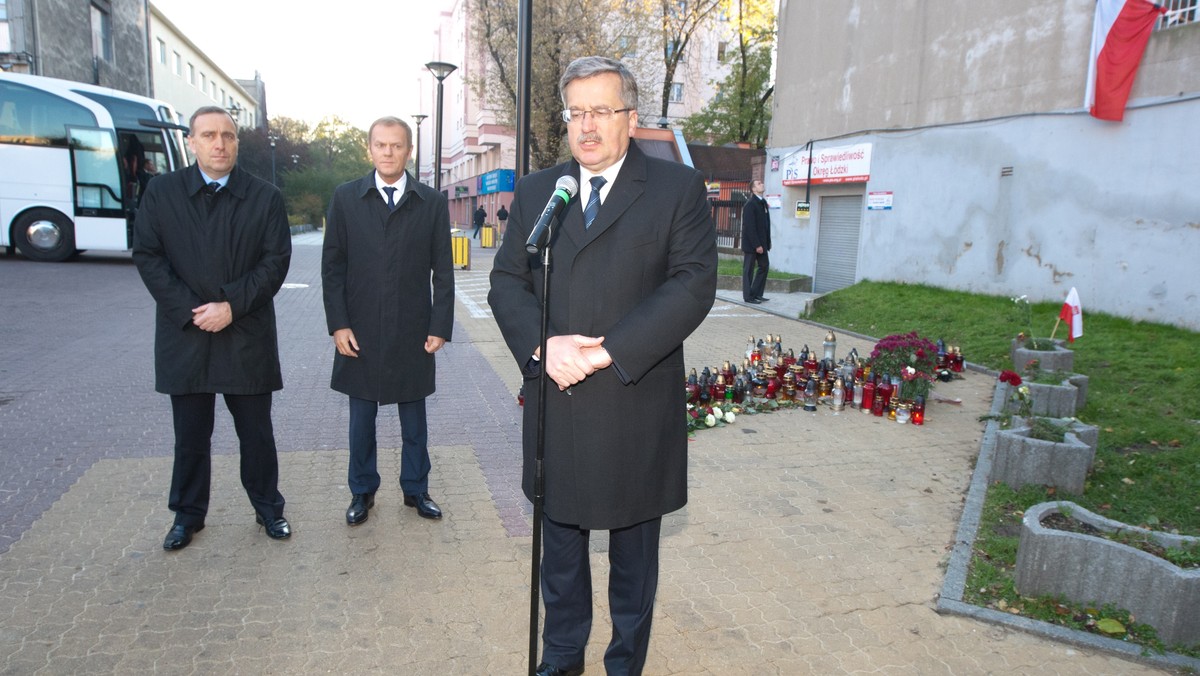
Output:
[998,370,1022,386]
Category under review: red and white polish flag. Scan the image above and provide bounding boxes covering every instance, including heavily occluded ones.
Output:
[1059,287,1084,342]
[1084,0,1165,122]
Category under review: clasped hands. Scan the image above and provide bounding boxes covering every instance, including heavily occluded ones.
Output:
[540,334,612,391]
[191,301,232,332]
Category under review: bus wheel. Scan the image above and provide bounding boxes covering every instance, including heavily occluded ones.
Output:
[13,209,76,262]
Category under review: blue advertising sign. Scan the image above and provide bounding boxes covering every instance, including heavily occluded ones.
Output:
[478,169,515,195]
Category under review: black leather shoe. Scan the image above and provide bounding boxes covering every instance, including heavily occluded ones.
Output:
[746,298,762,304]
[403,492,442,519]
[162,523,203,551]
[758,296,770,301]
[346,493,375,526]
[255,513,292,540]
[535,662,583,676]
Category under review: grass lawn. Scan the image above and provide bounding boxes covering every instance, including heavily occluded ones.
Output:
[716,257,805,281]
[807,280,1200,655]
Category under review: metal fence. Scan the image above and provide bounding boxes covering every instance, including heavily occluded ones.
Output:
[711,196,747,250]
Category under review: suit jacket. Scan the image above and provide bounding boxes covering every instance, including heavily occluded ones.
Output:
[132,165,291,396]
[741,194,771,253]
[322,171,454,405]
[487,141,717,530]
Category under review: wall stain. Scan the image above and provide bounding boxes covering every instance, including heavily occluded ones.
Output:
[1023,245,1074,283]
[995,240,1005,274]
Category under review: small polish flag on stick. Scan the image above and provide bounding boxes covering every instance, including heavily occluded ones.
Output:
[1052,287,1084,343]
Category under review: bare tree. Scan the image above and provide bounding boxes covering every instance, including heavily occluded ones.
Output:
[469,0,650,170]
[653,0,725,119]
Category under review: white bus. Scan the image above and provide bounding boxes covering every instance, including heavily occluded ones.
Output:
[0,72,190,262]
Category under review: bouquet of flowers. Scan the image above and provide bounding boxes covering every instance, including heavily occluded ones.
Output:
[869,331,938,401]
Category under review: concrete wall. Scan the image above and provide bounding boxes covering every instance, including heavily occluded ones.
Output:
[15,0,149,94]
[772,0,1200,143]
[767,0,1200,329]
[765,99,1200,330]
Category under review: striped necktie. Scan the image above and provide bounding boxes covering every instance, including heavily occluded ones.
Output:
[584,176,606,229]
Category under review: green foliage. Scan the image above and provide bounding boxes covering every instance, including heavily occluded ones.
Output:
[716,257,802,280]
[810,280,1199,655]
[681,0,775,147]
[809,280,1199,533]
[682,44,773,147]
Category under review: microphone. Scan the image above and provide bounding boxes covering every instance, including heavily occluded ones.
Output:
[525,175,579,254]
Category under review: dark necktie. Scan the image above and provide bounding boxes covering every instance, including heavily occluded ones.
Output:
[383,186,397,211]
[202,182,220,214]
[584,176,606,229]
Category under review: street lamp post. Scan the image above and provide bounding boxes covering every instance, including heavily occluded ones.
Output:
[268,134,277,186]
[425,61,457,192]
[412,113,428,183]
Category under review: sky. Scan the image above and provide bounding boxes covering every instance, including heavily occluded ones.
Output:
[153,0,444,131]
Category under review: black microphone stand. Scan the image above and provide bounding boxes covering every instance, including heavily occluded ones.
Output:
[528,219,555,676]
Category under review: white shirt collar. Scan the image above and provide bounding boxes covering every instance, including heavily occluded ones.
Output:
[580,152,627,212]
[375,171,407,201]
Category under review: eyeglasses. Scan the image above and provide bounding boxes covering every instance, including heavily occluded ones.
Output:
[561,107,633,123]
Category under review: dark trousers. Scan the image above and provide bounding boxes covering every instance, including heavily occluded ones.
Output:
[541,515,662,676]
[742,250,769,301]
[347,396,431,496]
[168,392,285,527]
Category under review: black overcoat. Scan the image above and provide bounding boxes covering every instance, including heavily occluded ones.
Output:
[741,193,771,253]
[132,165,291,395]
[322,172,454,405]
[487,141,717,530]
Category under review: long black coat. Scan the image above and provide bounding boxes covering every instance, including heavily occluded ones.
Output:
[132,165,291,395]
[741,193,771,253]
[488,141,717,530]
[322,172,454,405]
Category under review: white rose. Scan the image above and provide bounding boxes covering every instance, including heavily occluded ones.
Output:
[724,411,736,424]
[711,405,723,417]
[705,414,717,427]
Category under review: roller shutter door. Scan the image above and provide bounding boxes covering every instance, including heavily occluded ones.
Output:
[813,195,863,293]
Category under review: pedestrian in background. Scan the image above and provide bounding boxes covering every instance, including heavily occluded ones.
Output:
[322,116,454,526]
[496,203,509,238]
[472,204,487,239]
[132,105,293,551]
[488,56,717,676]
[741,178,771,304]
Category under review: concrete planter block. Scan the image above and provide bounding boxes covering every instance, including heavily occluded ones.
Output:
[1011,338,1074,373]
[1011,416,1099,451]
[716,274,813,294]
[991,425,1096,494]
[1004,374,1089,418]
[1017,502,1200,646]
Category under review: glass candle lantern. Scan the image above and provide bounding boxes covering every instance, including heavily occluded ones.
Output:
[911,396,926,425]
[861,375,875,414]
[822,331,836,363]
[831,378,846,411]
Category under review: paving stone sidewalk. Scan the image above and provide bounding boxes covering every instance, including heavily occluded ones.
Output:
[0,237,1168,674]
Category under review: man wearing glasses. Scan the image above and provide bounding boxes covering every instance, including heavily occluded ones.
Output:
[489,56,717,676]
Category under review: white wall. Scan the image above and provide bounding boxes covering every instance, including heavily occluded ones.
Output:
[766,99,1200,330]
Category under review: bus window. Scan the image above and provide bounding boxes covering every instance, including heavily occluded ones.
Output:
[0,80,97,146]
[69,127,123,213]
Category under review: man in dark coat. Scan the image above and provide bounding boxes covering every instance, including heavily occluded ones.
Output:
[132,106,292,551]
[741,178,771,303]
[496,203,509,239]
[488,57,716,676]
[322,116,454,525]
[472,204,487,239]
